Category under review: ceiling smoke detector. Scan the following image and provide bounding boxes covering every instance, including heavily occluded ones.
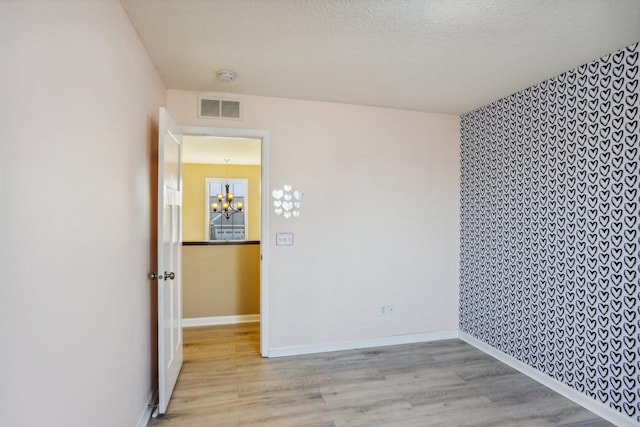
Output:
[217,70,237,83]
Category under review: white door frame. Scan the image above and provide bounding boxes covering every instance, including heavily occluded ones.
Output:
[179,125,270,357]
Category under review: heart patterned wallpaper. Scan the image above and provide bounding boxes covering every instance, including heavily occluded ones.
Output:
[459,42,639,422]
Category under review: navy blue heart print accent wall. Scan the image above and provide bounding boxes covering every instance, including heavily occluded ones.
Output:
[460,42,639,422]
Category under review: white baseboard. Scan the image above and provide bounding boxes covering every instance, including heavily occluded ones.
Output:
[182,314,260,327]
[136,383,158,427]
[459,331,639,427]
[268,330,459,358]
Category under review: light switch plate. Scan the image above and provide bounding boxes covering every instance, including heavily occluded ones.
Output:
[276,232,294,246]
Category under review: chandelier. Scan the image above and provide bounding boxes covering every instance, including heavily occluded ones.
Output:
[211,159,243,219]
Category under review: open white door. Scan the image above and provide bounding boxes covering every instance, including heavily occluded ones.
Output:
[157,107,183,414]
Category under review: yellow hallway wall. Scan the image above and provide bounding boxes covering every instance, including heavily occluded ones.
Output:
[182,244,260,318]
[183,163,261,241]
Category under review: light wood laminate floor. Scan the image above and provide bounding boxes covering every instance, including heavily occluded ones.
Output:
[149,323,610,427]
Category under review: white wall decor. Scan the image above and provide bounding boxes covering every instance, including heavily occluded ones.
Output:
[272,184,303,218]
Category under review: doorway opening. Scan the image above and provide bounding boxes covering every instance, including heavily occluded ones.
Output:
[179,127,270,357]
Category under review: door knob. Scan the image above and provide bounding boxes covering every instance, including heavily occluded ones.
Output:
[150,272,163,280]
[164,271,175,280]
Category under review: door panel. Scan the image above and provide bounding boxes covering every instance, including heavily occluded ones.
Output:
[157,108,183,414]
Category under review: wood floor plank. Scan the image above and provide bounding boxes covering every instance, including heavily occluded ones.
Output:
[148,323,612,427]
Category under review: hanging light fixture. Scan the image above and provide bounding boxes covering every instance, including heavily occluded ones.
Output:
[211,159,243,219]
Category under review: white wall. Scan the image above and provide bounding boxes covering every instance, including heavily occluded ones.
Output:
[0,1,165,426]
[168,91,461,351]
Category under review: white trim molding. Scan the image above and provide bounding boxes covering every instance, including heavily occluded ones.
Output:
[459,331,640,427]
[269,330,459,358]
[182,314,260,328]
[136,383,158,427]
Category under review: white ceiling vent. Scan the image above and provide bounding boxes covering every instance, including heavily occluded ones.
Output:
[198,97,241,120]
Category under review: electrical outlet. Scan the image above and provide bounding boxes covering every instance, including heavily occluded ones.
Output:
[380,304,396,316]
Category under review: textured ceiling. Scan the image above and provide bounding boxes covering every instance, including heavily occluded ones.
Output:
[120,0,640,115]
